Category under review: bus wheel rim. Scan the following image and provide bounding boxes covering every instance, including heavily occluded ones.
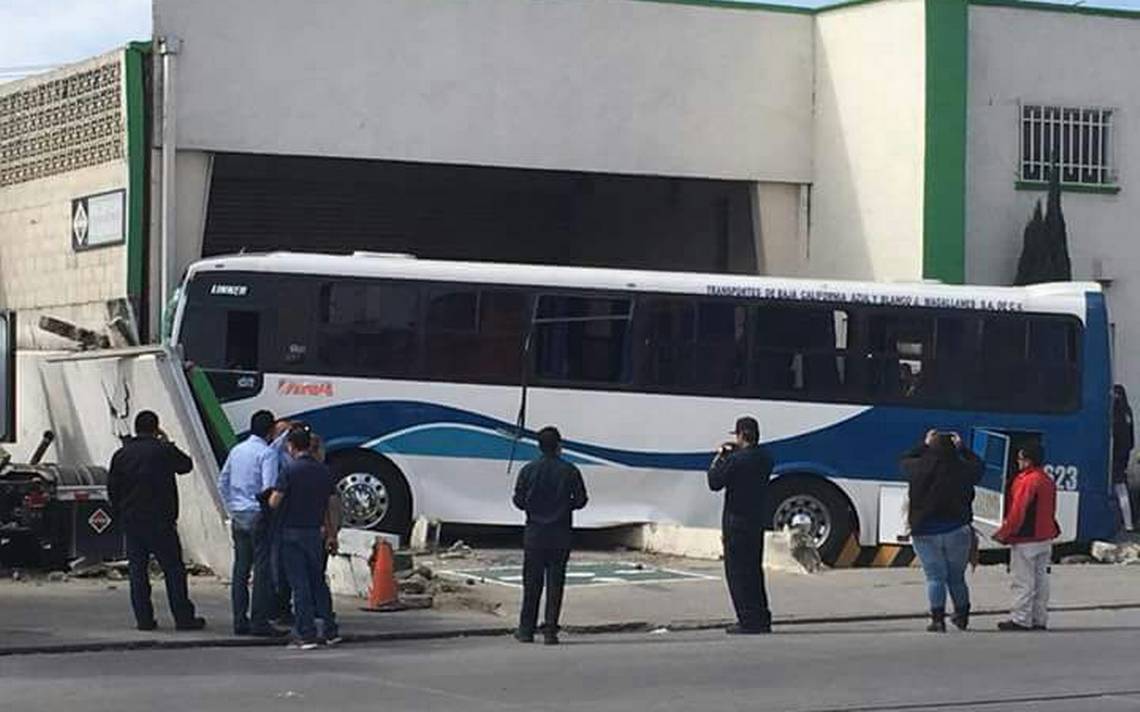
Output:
[337,472,390,529]
[773,493,832,547]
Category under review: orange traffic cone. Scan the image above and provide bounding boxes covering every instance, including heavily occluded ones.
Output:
[362,539,405,612]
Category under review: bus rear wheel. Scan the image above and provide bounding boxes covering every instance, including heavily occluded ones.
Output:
[768,477,854,566]
[328,451,412,538]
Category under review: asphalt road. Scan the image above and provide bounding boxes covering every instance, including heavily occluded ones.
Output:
[4,609,1140,712]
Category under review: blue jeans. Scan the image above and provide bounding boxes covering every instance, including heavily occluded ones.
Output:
[230,511,273,633]
[280,527,338,641]
[911,525,972,612]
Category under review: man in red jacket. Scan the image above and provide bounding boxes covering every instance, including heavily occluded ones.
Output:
[993,442,1060,632]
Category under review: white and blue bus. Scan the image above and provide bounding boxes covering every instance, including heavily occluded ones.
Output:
[172,252,1114,563]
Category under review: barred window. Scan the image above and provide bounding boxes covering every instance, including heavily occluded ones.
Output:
[1021,105,1115,186]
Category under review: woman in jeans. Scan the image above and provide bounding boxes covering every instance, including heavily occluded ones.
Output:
[901,430,983,632]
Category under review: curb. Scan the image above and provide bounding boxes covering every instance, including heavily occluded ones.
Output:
[4,601,1140,657]
[0,625,515,658]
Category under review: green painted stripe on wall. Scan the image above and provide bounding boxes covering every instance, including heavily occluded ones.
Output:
[124,43,150,305]
[923,0,968,284]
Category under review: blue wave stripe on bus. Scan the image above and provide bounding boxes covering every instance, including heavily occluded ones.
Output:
[281,399,1118,522]
[288,400,714,470]
[277,398,1072,478]
[373,425,596,466]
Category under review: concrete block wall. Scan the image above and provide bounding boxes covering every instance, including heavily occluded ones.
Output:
[0,163,128,349]
[0,50,129,350]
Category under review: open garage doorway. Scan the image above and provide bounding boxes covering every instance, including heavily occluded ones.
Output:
[202,154,757,274]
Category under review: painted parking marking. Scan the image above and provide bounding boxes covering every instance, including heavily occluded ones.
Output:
[437,561,719,588]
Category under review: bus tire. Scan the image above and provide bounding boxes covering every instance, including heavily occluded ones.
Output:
[767,476,855,566]
[328,451,412,538]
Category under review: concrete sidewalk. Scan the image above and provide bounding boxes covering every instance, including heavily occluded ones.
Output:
[0,575,508,656]
[2,556,1139,656]
[427,550,1140,629]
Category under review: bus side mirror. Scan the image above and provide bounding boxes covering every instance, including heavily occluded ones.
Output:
[1,311,14,443]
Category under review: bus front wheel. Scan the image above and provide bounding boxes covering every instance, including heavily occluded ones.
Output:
[768,477,855,566]
[328,451,412,538]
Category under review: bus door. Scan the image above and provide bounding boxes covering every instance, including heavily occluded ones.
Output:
[971,429,1011,532]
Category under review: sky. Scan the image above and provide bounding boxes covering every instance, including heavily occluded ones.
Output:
[2,0,1140,81]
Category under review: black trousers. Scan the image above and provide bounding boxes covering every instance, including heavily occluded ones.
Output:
[519,548,570,635]
[723,524,772,630]
[124,523,197,626]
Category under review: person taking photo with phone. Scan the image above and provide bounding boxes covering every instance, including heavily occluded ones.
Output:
[708,416,775,635]
[900,430,983,632]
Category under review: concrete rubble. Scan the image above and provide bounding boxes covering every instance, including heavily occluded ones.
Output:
[1090,540,1140,564]
[438,540,475,560]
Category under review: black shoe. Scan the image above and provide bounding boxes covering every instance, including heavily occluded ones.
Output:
[997,620,1033,632]
[543,633,560,646]
[514,631,535,644]
[951,606,970,631]
[726,624,771,635]
[274,612,296,626]
[927,608,947,633]
[320,635,344,647]
[234,625,251,636]
[250,626,289,638]
[1032,624,1048,631]
[174,617,207,631]
[136,620,158,632]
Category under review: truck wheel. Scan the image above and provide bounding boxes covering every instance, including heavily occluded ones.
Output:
[768,477,855,566]
[328,451,411,537]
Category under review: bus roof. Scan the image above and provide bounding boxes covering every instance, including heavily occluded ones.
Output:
[186,252,1101,317]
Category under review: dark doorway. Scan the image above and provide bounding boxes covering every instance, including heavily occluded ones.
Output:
[202,153,756,274]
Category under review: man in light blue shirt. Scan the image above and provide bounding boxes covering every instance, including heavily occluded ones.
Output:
[218,409,286,637]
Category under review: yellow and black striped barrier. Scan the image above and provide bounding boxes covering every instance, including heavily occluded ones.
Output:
[832,534,920,568]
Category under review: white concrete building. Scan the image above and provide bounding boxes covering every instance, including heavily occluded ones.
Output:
[2,0,1139,454]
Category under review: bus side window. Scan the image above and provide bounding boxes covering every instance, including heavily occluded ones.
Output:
[864,312,933,402]
[423,288,528,383]
[978,315,1027,409]
[928,316,971,408]
[695,301,748,392]
[424,288,479,381]
[750,305,848,399]
[632,298,696,389]
[317,281,420,377]
[477,291,529,383]
[1027,318,1080,411]
[534,295,632,385]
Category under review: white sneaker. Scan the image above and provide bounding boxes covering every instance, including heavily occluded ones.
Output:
[287,639,319,651]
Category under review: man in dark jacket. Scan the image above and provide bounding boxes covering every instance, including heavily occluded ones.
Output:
[512,426,588,645]
[1113,385,1134,530]
[708,416,775,634]
[107,411,205,631]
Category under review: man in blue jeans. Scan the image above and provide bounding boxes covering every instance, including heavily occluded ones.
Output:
[269,426,340,649]
[218,410,286,637]
[901,430,983,632]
